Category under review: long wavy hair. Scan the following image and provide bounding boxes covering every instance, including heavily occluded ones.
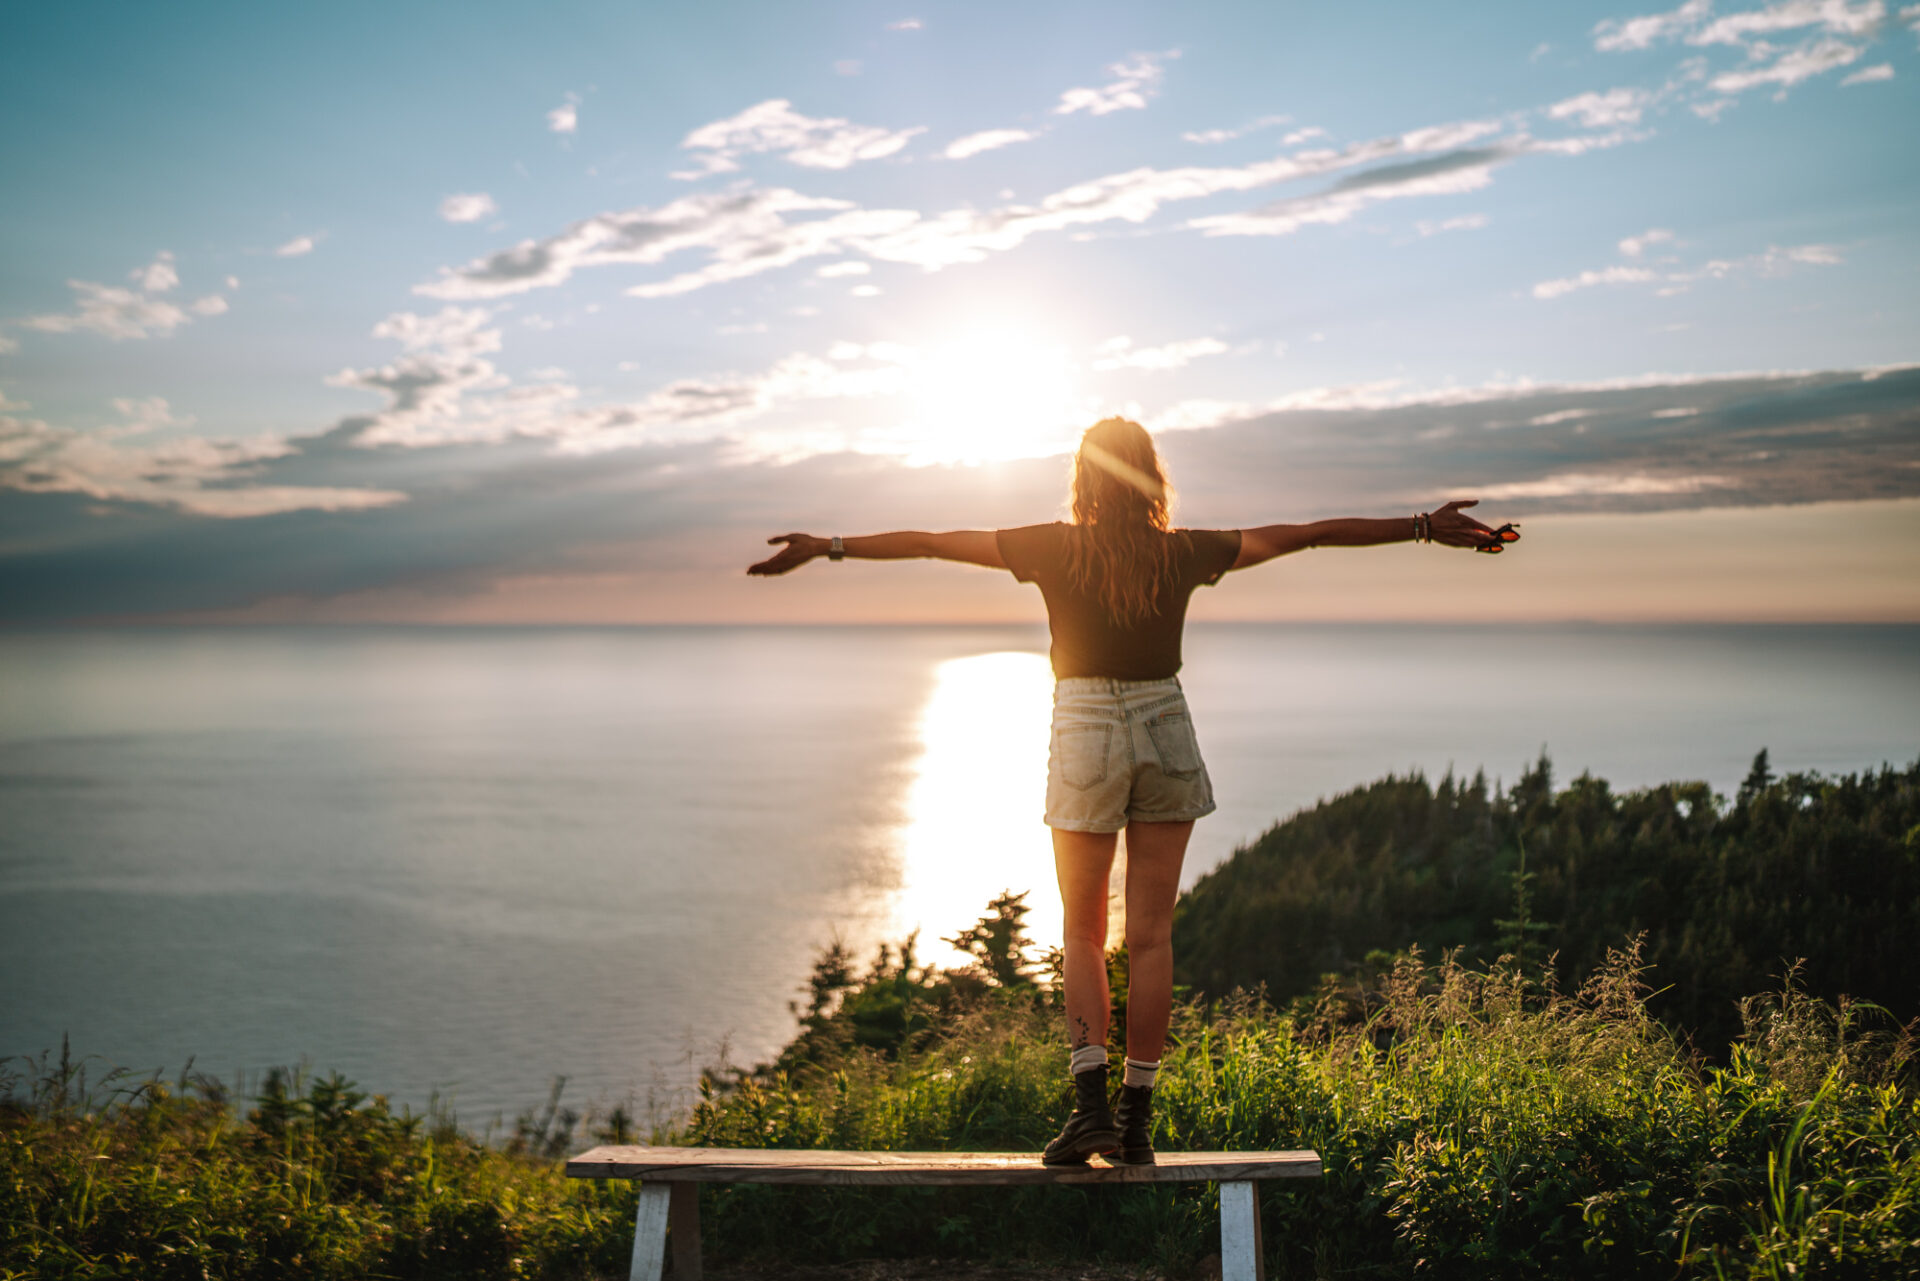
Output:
[1064,417,1179,625]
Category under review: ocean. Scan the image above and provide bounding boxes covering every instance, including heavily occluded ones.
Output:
[3,623,1915,1122]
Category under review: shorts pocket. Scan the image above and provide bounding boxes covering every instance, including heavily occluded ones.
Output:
[1146,710,1203,778]
[1053,723,1112,791]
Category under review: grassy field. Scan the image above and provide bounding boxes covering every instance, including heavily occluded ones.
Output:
[6,942,1917,1279]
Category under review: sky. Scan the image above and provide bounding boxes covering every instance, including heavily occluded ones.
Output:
[2,0,1917,623]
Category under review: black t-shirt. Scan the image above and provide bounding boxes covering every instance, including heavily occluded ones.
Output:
[996,523,1242,680]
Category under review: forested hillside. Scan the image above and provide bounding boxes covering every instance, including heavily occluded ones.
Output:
[1171,753,1920,1051]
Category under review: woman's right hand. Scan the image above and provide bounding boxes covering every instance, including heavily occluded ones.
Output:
[748,533,828,576]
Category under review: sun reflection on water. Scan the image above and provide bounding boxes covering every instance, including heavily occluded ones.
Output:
[892,651,1057,967]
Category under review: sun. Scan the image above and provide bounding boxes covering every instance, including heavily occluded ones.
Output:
[885,328,1088,465]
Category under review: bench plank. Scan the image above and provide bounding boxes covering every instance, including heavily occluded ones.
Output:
[567,1145,1321,1186]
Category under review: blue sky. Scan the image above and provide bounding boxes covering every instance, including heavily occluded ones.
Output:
[3,0,1917,622]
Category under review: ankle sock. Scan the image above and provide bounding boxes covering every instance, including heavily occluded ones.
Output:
[1068,1044,1109,1076]
[1122,1058,1159,1089]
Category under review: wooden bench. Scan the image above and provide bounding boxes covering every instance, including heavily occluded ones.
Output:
[566,1146,1322,1281]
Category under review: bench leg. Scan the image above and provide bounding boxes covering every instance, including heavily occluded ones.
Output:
[629,1182,671,1281]
[669,1181,703,1279]
[1219,1180,1265,1281]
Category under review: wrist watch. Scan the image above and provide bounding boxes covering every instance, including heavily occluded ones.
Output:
[828,536,845,562]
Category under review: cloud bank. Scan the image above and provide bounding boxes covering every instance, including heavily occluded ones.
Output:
[5,363,1914,620]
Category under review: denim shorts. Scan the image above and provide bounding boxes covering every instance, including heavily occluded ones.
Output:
[1045,676,1217,833]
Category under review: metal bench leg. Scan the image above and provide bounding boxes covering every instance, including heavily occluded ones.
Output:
[669,1182,703,1279]
[629,1182,671,1281]
[1219,1180,1265,1281]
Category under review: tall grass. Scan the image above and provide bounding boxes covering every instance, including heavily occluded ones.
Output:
[5,951,1916,1278]
[680,943,1920,1279]
[0,1042,639,1280]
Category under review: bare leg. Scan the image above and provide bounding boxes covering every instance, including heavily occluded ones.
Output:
[1122,819,1194,1063]
[1053,827,1118,1051]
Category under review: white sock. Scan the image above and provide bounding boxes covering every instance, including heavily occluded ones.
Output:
[1069,1044,1109,1075]
[1122,1058,1159,1089]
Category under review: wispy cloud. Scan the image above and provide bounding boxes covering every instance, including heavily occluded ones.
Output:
[1593,0,1883,50]
[1690,0,1886,47]
[1593,0,1714,51]
[1680,242,1842,279]
[1055,50,1177,116]
[1619,227,1675,256]
[886,18,922,31]
[1711,36,1865,91]
[547,93,580,134]
[942,128,1037,160]
[1182,114,1291,145]
[1593,1,1890,98]
[675,99,924,177]
[20,258,228,341]
[1145,398,1260,432]
[415,188,891,299]
[1536,233,1840,298]
[1840,60,1896,81]
[275,235,316,258]
[130,250,178,293]
[1472,471,1732,499]
[1549,86,1655,126]
[1190,142,1509,239]
[1090,336,1229,371]
[1417,213,1489,236]
[439,192,498,223]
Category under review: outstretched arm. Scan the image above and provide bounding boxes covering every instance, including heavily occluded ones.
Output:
[1231,499,1501,571]
[748,530,1006,576]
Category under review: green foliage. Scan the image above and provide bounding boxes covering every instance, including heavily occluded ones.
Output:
[680,942,1920,1278]
[1172,754,1920,1053]
[945,889,1044,990]
[764,891,1052,1075]
[0,1043,636,1281]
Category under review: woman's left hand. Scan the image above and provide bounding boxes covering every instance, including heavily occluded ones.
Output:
[1428,500,1503,551]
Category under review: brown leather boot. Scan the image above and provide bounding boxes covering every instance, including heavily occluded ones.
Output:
[1110,1083,1155,1165]
[1041,1065,1120,1166]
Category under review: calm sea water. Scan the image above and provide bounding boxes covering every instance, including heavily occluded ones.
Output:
[3,624,1915,1121]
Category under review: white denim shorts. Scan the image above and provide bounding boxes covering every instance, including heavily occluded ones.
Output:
[1045,676,1216,833]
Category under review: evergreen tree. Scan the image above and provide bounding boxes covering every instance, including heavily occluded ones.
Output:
[1173,754,1920,1053]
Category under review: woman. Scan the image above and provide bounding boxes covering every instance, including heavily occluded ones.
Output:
[748,417,1505,1166]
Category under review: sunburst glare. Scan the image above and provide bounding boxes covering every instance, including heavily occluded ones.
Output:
[881,328,1089,465]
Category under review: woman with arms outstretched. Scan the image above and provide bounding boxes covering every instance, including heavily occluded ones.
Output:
[748,416,1507,1166]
